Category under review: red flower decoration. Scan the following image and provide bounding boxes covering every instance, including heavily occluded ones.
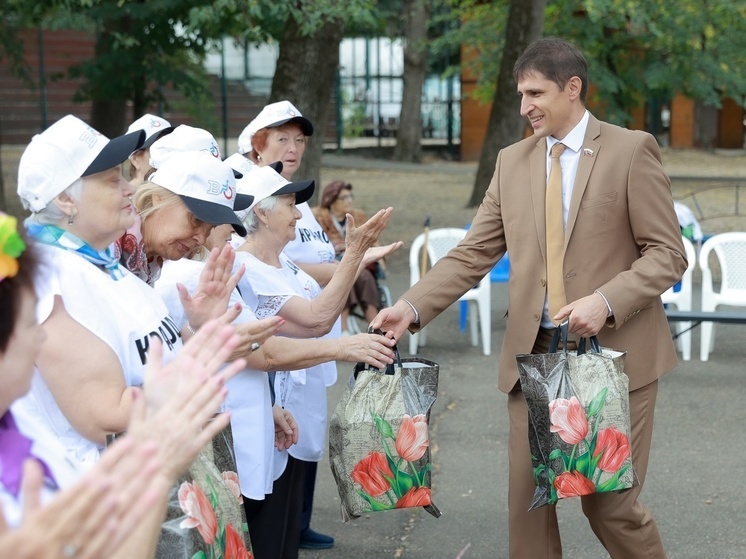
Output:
[554,471,596,498]
[222,471,243,504]
[593,427,631,473]
[395,487,432,508]
[177,481,218,544]
[224,523,251,559]
[395,414,429,462]
[351,451,394,496]
[549,397,589,445]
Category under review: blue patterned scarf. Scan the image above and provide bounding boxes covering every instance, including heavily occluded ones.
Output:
[27,223,125,280]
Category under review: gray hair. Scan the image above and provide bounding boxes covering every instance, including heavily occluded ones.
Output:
[242,196,279,235]
[24,178,85,226]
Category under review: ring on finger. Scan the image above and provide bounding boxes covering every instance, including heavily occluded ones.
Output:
[250,341,261,352]
[62,544,78,557]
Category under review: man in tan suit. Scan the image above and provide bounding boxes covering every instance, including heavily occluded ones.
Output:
[372,38,686,558]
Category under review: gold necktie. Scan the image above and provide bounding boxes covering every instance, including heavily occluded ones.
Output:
[546,142,567,323]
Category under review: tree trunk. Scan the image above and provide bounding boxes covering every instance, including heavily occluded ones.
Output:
[88,22,131,136]
[468,0,546,207]
[270,16,345,204]
[393,0,428,162]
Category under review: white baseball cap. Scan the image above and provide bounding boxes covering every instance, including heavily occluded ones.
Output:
[17,115,144,213]
[236,100,314,155]
[150,151,248,237]
[235,165,315,222]
[223,153,257,177]
[149,125,222,169]
[126,113,174,149]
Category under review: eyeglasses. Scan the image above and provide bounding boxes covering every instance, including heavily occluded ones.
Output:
[337,194,354,201]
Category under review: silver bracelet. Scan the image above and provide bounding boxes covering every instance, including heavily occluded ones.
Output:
[186,322,197,336]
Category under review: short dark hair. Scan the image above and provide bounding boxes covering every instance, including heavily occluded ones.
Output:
[513,37,588,104]
[0,225,38,353]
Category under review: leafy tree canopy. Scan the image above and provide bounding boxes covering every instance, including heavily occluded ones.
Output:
[433,0,746,124]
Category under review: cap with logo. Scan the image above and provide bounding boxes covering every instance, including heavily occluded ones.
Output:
[17,114,145,213]
[150,151,248,237]
[236,100,314,155]
[149,125,222,169]
[234,165,315,222]
[126,113,174,150]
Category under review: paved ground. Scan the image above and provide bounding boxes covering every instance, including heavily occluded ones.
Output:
[301,268,746,559]
[296,151,746,559]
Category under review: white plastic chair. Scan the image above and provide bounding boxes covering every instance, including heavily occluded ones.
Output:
[408,228,491,356]
[699,232,746,361]
[660,237,696,360]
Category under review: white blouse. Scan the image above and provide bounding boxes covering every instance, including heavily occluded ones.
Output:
[235,251,336,464]
[155,258,285,499]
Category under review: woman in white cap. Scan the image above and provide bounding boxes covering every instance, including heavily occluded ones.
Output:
[0,212,250,558]
[237,100,339,287]
[126,113,174,186]
[230,164,400,558]
[237,100,348,550]
[154,158,398,559]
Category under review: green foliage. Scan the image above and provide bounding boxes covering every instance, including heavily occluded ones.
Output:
[429,0,510,103]
[439,0,746,124]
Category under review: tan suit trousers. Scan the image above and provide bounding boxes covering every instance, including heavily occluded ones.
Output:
[506,327,667,558]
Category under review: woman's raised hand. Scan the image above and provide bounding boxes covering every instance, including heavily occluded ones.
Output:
[361,242,403,268]
[177,244,245,331]
[0,437,163,559]
[344,207,395,258]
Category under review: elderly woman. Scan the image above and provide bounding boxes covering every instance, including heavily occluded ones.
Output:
[237,100,339,288]
[13,115,265,556]
[313,179,382,327]
[126,113,174,186]
[229,163,400,557]
[0,211,248,558]
[237,100,345,549]
[155,163,396,559]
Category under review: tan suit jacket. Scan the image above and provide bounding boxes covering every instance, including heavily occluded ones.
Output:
[403,114,687,393]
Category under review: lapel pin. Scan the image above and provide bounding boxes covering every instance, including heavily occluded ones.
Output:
[583,148,594,157]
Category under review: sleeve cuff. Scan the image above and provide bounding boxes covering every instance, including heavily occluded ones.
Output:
[594,290,613,317]
[399,298,420,324]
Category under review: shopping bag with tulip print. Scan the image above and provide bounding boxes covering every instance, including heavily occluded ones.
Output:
[329,337,441,521]
[516,322,638,511]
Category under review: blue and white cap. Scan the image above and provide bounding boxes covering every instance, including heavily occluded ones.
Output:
[150,151,247,236]
[149,125,221,169]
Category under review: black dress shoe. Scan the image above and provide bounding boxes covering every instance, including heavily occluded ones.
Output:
[299,528,335,550]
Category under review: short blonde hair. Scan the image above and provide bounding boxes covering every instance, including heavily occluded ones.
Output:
[132,181,181,222]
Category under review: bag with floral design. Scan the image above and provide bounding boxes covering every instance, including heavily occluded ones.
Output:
[329,338,441,521]
[516,322,638,510]
[157,426,254,558]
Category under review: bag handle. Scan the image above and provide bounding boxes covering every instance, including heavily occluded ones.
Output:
[577,335,602,355]
[353,328,403,378]
[548,321,570,353]
[548,321,601,354]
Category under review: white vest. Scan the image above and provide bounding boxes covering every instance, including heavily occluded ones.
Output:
[15,245,182,466]
[282,202,343,362]
[235,251,335,464]
[156,259,284,499]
